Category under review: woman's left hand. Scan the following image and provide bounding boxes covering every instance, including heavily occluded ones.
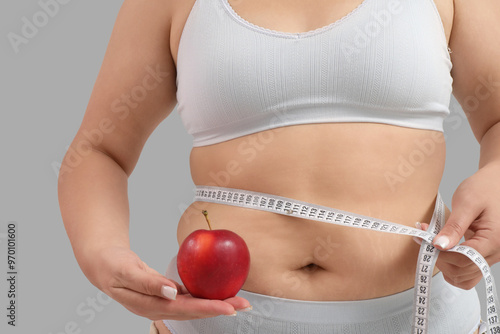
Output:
[418,163,500,289]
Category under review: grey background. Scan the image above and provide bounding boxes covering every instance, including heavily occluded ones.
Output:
[0,0,496,333]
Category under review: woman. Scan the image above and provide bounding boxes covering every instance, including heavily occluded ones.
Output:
[58,0,500,333]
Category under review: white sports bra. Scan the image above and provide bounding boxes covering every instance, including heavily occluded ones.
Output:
[175,0,453,147]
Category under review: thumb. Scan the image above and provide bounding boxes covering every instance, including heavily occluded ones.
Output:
[433,195,483,250]
[126,263,185,301]
[142,261,187,293]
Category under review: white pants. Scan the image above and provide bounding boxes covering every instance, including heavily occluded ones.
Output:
[155,255,483,334]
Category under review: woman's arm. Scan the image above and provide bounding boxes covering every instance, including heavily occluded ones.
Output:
[58,0,249,319]
[479,123,500,169]
[426,0,500,289]
[448,0,500,148]
[58,0,177,279]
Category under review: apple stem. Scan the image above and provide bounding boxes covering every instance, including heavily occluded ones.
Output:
[202,210,213,230]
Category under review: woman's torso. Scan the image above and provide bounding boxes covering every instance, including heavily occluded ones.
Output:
[169,0,454,301]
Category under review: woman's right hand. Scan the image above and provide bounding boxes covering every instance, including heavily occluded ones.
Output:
[85,246,251,321]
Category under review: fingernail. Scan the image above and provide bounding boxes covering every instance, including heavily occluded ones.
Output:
[239,305,253,312]
[413,237,422,245]
[434,236,450,249]
[161,285,177,300]
[226,311,237,316]
[415,222,422,229]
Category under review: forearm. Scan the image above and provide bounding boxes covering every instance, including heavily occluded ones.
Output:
[57,146,131,276]
[479,121,500,169]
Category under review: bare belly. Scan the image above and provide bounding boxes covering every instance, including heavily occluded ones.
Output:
[176,123,448,301]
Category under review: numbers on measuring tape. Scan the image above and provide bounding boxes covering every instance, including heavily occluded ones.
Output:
[195,186,500,334]
[490,326,500,334]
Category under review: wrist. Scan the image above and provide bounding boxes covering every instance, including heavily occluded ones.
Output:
[479,121,500,169]
[76,241,130,285]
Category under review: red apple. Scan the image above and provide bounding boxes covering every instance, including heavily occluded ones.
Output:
[177,210,251,300]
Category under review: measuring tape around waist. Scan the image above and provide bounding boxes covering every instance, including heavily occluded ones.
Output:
[193,185,499,334]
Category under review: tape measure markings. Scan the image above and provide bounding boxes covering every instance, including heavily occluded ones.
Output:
[194,186,499,334]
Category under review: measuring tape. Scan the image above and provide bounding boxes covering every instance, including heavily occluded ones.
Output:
[194,185,499,334]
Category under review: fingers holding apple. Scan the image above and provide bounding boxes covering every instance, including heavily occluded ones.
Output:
[156,292,252,320]
[93,247,248,320]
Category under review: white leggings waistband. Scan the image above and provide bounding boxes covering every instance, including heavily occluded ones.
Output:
[164,255,481,333]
